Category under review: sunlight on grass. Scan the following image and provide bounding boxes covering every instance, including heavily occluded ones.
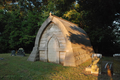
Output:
[0,53,98,80]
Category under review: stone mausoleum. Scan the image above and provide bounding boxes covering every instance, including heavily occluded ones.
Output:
[27,13,94,66]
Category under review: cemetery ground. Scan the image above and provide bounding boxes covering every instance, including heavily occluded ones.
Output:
[0,53,120,80]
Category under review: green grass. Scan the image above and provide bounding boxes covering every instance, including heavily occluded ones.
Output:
[100,56,113,61]
[0,53,98,80]
[0,53,120,80]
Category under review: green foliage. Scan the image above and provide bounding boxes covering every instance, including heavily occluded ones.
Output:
[0,0,120,55]
[0,10,11,52]
[0,0,76,53]
[0,9,44,52]
[73,0,120,54]
[62,0,120,55]
[0,0,19,11]
[43,0,75,16]
[19,11,44,51]
[63,9,81,24]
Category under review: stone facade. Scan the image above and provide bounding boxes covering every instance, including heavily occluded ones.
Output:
[39,23,66,64]
[27,14,94,66]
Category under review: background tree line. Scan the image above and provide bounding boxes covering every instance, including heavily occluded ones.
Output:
[0,0,120,56]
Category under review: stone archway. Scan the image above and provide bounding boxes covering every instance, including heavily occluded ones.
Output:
[48,36,59,63]
[38,23,66,64]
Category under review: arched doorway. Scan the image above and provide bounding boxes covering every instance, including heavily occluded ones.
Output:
[48,36,59,63]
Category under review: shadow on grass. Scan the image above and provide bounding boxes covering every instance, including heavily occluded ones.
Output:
[0,53,99,80]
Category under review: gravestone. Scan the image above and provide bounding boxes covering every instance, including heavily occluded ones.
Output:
[113,54,120,75]
[101,61,113,74]
[17,48,25,56]
[11,50,16,56]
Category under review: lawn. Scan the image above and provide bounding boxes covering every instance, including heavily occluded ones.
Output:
[0,53,120,80]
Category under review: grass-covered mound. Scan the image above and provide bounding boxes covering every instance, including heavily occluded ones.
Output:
[0,53,96,80]
[0,53,120,80]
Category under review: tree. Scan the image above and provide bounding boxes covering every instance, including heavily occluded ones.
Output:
[77,0,120,55]
[0,10,12,52]
[0,0,19,11]
[1,0,119,55]
[20,11,45,52]
[63,0,120,56]
[40,0,75,17]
